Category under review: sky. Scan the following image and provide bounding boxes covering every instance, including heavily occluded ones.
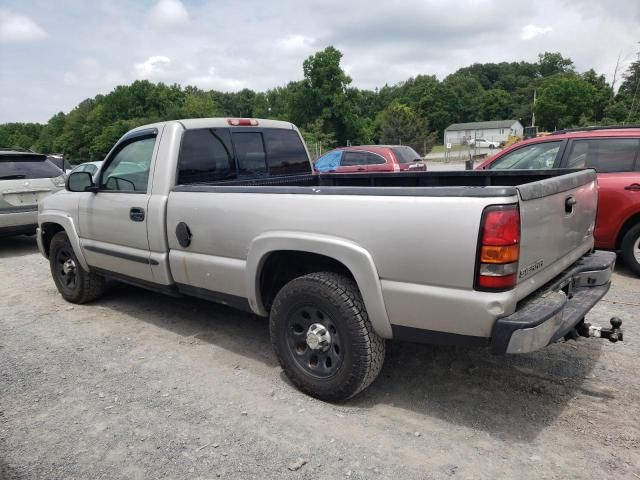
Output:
[0,0,638,123]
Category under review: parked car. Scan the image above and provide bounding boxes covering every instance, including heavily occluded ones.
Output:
[469,138,500,149]
[1,150,66,237]
[47,154,73,174]
[38,118,620,401]
[314,145,426,173]
[71,161,103,177]
[477,126,640,275]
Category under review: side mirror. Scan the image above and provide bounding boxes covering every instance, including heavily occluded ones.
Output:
[67,171,96,192]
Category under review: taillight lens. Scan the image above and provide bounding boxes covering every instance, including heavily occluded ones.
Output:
[476,204,520,291]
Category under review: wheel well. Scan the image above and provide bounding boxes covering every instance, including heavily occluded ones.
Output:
[615,213,640,250]
[259,251,355,312]
[41,223,65,257]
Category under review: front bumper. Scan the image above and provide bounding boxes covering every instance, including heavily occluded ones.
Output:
[491,250,616,354]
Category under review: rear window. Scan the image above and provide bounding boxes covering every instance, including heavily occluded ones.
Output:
[565,138,640,173]
[0,155,62,179]
[177,129,235,184]
[391,146,421,164]
[233,132,268,177]
[263,129,309,175]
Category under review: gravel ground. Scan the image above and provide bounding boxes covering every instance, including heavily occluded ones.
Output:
[1,235,639,480]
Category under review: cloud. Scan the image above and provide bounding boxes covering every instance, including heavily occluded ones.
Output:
[521,24,553,40]
[134,55,172,77]
[187,67,247,90]
[0,9,47,43]
[2,0,640,123]
[149,0,189,26]
[276,34,315,52]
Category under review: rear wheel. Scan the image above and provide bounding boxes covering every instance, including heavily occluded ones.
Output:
[621,224,640,276]
[49,231,106,303]
[270,272,385,402]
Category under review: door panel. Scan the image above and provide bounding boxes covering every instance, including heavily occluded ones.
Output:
[78,131,158,281]
[338,151,368,173]
[593,173,640,248]
[561,137,640,249]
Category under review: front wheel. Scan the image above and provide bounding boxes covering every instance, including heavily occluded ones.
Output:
[270,272,385,402]
[49,231,106,303]
[621,224,640,276]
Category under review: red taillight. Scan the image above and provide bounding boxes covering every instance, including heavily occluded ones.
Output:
[476,204,520,291]
[227,118,258,126]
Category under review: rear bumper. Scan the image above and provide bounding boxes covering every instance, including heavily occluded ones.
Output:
[0,207,38,236]
[491,250,615,354]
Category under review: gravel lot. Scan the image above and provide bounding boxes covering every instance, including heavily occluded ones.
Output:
[1,236,639,479]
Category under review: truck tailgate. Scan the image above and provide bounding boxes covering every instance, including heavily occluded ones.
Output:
[516,169,597,289]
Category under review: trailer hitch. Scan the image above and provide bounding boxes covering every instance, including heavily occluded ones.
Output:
[570,317,624,343]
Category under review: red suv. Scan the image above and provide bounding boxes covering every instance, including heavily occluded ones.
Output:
[477,126,640,275]
[313,145,426,173]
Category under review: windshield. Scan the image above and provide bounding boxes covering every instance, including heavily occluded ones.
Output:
[487,141,562,170]
[0,155,62,179]
[391,146,421,163]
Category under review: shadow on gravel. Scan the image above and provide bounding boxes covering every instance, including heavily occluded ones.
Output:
[0,235,38,258]
[96,280,608,443]
[351,339,605,442]
[100,282,279,368]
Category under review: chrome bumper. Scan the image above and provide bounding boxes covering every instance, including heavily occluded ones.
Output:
[491,250,616,354]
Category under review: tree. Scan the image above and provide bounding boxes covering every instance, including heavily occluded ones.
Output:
[538,52,574,77]
[535,73,597,130]
[478,89,513,121]
[291,46,362,145]
[379,102,436,154]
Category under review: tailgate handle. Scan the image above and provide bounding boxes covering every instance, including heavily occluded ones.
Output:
[624,183,640,191]
[565,196,576,214]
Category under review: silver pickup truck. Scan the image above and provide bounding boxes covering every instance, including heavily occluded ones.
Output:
[37,118,621,401]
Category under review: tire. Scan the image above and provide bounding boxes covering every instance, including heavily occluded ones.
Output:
[489,144,495,149]
[49,231,106,303]
[621,224,640,276]
[270,272,385,402]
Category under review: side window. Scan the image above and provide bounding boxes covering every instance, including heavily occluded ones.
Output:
[488,141,561,170]
[233,132,267,176]
[263,129,309,175]
[100,136,156,192]
[366,152,386,165]
[565,138,640,173]
[341,151,367,166]
[177,129,235,184]
[85,164,98,175]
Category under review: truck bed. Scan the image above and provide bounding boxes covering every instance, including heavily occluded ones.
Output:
[173,169,587,200]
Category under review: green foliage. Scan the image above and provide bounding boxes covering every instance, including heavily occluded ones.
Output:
[379,102,436,155]
[1,47,629,161]
[535,73,597,130]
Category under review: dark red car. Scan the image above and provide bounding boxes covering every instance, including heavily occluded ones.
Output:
[477,126,640,275]
[313,145,426,173]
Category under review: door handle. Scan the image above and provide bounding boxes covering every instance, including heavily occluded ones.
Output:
[129,207,145,222]
[624,183,640,191]
[565,196,576,214]
[357,167,366,171]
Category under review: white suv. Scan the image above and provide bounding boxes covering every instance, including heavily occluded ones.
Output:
[1,150,65,237]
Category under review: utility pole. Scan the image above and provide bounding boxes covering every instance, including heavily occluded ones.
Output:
[531,89,537,127]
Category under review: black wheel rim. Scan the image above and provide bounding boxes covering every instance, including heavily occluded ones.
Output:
[55,247,77,290]
[286,305,343,379]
